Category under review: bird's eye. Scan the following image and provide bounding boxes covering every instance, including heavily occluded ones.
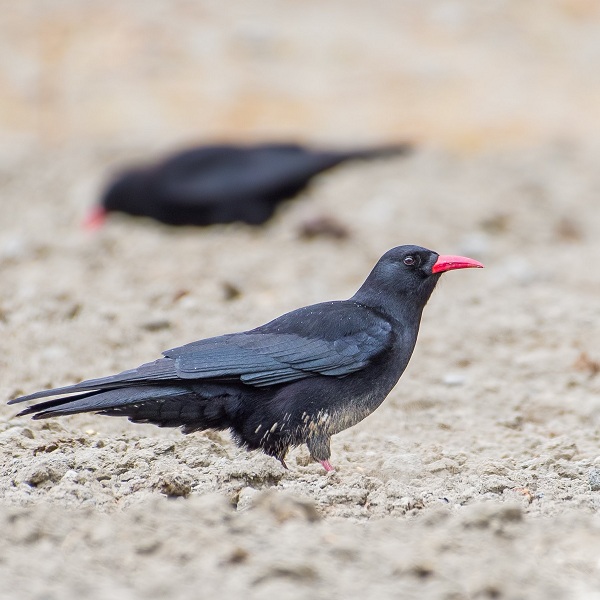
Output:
[403,255,416,266]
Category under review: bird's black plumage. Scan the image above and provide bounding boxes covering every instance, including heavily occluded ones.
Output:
[9,245,482,471]
[98,142,412,226]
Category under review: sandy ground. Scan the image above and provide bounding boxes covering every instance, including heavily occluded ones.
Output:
[2,2,600,599]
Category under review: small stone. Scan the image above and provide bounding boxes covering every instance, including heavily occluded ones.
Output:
[442,373,466,386]
[460,502,523,529]
[135,537,162,555]
[223,546,249,565]
[62,469,79,481]
[155,471,194,497]
[1,237,28,261]
[253,490,321,522]
[398,496,415,510]
[588,468,600,491]
[221,281,242,301]
[141,319,171,332]
[427,457,460,474]
[253,561,318,585]
[16,457,70,486]
[236,486,261,511]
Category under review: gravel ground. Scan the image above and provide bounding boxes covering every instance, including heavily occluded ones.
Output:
[2,2,600,599]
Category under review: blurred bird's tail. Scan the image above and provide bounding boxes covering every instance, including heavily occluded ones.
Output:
[338,142,414,162]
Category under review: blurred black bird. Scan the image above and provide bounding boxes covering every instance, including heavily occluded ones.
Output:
[86,142,412,228]
[9,245,482,472]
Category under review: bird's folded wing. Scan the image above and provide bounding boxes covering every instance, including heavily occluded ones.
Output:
[165,323,392,387]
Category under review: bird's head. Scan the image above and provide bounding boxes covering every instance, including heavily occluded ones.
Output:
[83,169,149,230]
[352,245,483,318]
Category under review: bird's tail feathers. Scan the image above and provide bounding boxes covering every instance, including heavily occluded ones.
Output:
[341,143,414,161]
[8,358,177,405]
[15,384,235,433]
[16,385,187,419]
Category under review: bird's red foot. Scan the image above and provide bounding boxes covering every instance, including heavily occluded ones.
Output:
[320,460,335,472]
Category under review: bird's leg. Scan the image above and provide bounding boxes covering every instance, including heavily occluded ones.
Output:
[307,435,335,473]
[279,457,289,470]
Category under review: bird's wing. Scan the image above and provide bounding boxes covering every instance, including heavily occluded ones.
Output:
[9,302,393,405]
[165,303,393,387]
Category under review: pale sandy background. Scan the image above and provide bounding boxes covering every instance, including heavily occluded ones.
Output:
[2,1,600,599]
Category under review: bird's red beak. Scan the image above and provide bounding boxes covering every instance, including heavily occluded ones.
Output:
[432,254,484,273]
[83,206,107,231]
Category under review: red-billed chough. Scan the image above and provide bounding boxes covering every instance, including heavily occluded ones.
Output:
[86,142,412,228]
[9,245,482,472]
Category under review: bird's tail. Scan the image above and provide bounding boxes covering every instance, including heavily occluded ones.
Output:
[8,358,178,405]
[14,385,234,432]
[335,142,414,162]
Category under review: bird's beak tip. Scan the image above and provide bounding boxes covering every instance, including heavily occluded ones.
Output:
[432,254,485,274]
[82,206,107,231]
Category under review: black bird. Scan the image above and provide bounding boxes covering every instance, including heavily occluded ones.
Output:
[86,142,412,228]
[9,246,482,471]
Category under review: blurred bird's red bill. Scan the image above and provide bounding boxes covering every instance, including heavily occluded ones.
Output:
[83,206,107,230]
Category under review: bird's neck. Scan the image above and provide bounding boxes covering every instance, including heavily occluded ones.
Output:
[351,289,426,333]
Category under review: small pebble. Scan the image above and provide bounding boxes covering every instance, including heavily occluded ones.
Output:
[442,373,466,386]
[588,468,600,491]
